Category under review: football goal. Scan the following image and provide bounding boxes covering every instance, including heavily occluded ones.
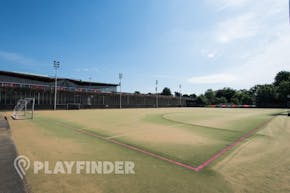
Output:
[12,98,35,120]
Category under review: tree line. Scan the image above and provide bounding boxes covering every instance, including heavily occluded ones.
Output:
[154,71,290,108]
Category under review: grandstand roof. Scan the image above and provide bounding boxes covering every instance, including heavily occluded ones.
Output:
[0,70,118,87]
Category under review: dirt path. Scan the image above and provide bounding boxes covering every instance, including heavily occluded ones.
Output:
[0,115,27,193]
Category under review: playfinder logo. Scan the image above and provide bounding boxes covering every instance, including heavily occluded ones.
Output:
[14,155,135,179]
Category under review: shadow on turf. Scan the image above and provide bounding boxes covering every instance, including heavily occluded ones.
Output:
[270,111,289,117]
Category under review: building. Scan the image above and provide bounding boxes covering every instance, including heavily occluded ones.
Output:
[0,70,118,92]
[0,70,189,109]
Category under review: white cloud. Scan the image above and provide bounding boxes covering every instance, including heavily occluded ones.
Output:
[74,67,99,73]
[201,49,220,60]
[220,0,250,7]
[0,51,38,65]
[231,33,290,87]
[191,0,289,91]
[190,28,290,88]
[188,73,236,84]
[207,50,218,59]
[207,0,251,10]
[207,53,216,59]
[215,13,259,43]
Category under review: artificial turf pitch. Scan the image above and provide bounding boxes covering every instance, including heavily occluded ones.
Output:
[8,108,290,193]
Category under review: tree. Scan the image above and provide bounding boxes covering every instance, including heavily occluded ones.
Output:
[161,87,172,96]
[204,89,216,104]
[189,94,197,99]
[277,81,290,106]
[216,88,236,102]
[240,94,254,105]
[216,97,227,104]
[134,91,141,94]
[231,97,240,105]
[236,90,254,105]
[274,71,290,86]
[255,84,278,107]
[196,95,208,105]
[190,71,289,107]
[175,92,181,97]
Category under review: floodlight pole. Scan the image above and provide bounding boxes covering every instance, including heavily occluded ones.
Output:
[179,84,182,107]
[53,61,60,110]
[155,80,158,108]
[119,73,123,109]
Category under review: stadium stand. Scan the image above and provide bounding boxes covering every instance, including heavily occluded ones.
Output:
[0,71,190,110]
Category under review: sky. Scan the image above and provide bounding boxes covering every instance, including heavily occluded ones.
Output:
[0,0,289,94]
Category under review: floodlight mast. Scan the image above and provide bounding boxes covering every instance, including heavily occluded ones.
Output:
[53,61,60,111]
[119,73,123,109]
[155,80,158,108]
[179,84,182,107]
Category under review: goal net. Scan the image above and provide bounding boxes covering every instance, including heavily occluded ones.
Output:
[12,98,35,120]
[67,103,81,110]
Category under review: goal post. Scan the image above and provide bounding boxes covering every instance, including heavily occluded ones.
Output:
[12,98,35,120]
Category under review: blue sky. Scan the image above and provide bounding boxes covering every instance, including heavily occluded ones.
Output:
[0,0,289,94]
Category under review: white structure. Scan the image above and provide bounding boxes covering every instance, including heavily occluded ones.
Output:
[12,98,35,120]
